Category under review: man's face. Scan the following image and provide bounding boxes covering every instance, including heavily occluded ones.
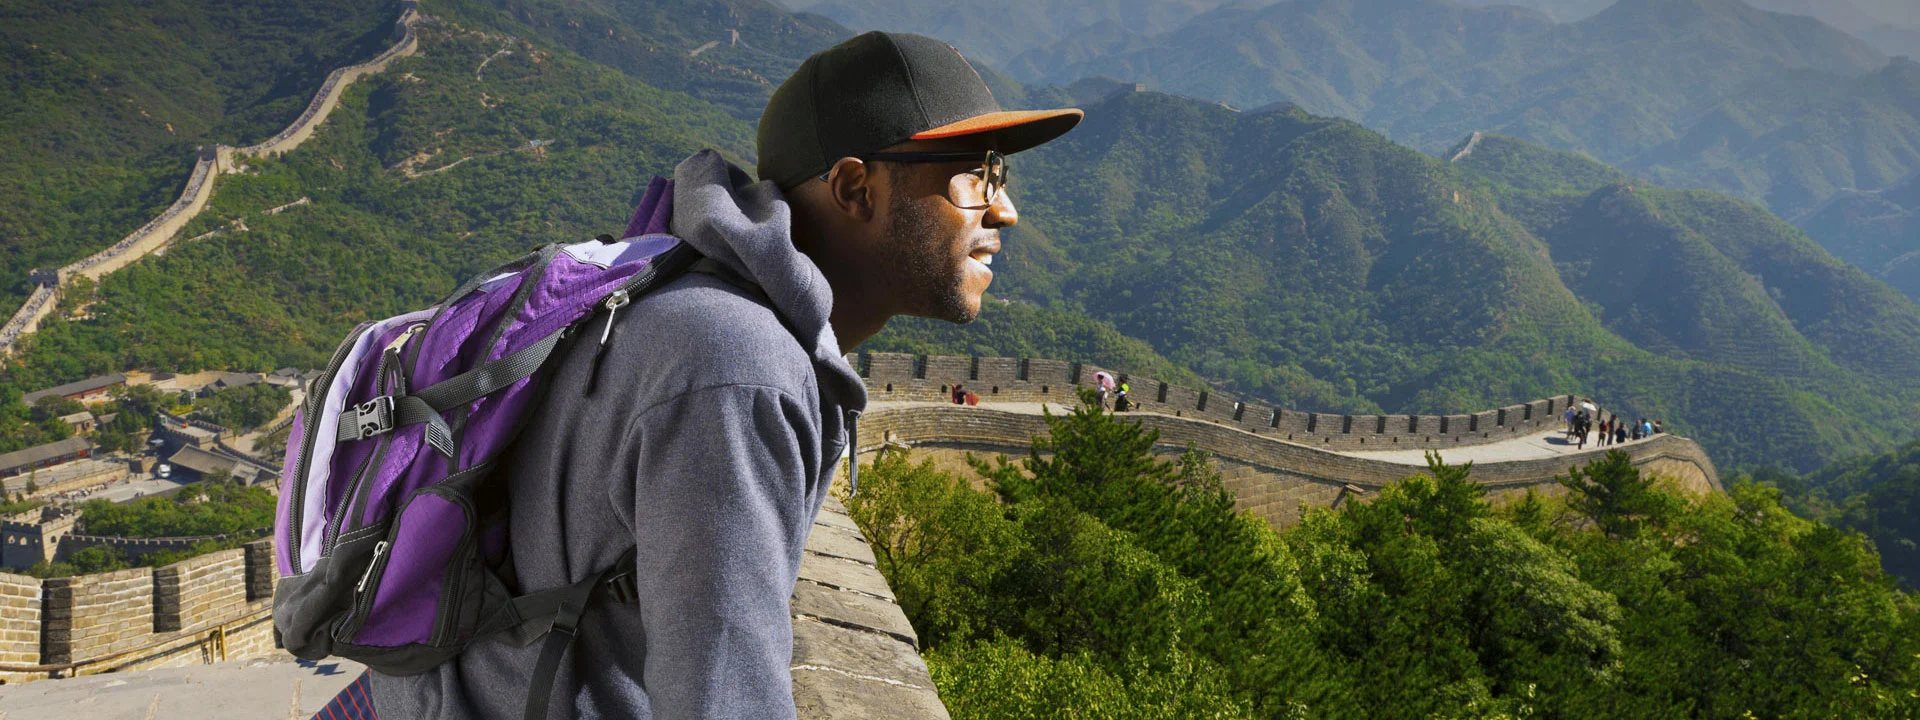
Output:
[874,142,1016,324]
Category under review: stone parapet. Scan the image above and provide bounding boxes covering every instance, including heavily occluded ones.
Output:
[792,492,949,719]
[152,549,247,633]
[41,567,155,665]
[859,403,1720,528]
[0,572,42,682]
[855,352,1587,450]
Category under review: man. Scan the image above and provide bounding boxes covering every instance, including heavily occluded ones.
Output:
[362,31,1080,719]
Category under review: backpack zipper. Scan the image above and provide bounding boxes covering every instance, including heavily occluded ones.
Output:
[424,487,477,647]
[335,538,393,642]
[322,324,426,557]
[287,320,375,574]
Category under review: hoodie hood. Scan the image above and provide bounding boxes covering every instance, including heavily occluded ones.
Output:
[668,149,868,419]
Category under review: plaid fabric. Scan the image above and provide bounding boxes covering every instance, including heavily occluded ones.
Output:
[313,670,378,720]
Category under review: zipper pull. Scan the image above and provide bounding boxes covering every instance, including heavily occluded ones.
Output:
[585,290,631,397]
[598,289,630,346]
[358,541,390,593]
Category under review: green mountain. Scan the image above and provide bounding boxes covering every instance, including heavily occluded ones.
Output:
[0,0,1195,409]
[885,92,1920,472]
[8,0,1919,477]
[1009,0,1920,224]
[469,0,848,120]
[1452,132,1920,404]
[0,0,402,306]
[1774,439,1920,588]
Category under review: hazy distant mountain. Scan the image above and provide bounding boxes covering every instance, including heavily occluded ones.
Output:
[1797,168,1920,300]
[1471,0,1920,30]
[1449,0,1613,22]
[1013,0,1920,221]
[1857,24,1920,58]
[773,0,1240,67]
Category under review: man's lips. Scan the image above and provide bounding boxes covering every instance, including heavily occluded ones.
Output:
[968,242,1001,267]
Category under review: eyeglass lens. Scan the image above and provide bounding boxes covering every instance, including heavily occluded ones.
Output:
[950,152,1007,209]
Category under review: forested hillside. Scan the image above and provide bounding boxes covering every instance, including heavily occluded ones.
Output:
[1768,440,1920,589]
[888,91,1920,472]
[849,400,1920,718]
[6,0,1918,476]
[0,0,401,307]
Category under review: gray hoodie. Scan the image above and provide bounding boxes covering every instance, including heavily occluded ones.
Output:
[370,149,868,718]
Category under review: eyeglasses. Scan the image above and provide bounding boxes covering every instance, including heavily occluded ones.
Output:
[817,150,1008,210]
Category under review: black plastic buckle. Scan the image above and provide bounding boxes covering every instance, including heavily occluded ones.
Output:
[602,568,638,604]
[353,396,396,439]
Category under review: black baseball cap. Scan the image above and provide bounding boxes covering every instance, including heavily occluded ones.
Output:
[756,31,1083,189]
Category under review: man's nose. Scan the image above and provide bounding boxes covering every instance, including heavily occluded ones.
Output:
[984,190,1017,228]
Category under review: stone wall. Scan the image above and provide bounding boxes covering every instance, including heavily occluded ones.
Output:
[0,540,277,681]
[231,3,420,160]
[792,489,949,718]
[855,352,1583,450]
[859,404,1721,528]
[0,2,424,356]
[0,572,41,683]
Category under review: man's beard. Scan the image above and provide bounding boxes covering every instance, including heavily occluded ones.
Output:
[887,193,977,324]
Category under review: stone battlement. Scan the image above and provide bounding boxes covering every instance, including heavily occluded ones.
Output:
[0,540,276,684]
[854,351,1588,449]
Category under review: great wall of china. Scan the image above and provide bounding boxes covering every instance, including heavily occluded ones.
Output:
[0,1,1725,713]
[0,350,1721,718]
[0,2,424,356]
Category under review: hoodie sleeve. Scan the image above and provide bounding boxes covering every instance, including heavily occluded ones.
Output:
[624,382,821,719]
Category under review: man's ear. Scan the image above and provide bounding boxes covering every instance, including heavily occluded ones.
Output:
[825,157,877,223]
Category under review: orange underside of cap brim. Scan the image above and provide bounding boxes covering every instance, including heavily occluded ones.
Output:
[911,109,1085,141]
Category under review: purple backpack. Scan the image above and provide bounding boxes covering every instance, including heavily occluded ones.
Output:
[271,178,720,718]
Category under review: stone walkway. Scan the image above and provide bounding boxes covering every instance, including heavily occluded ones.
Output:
[869,400,1656,467]
[1337,428,1653,466]
[0,652,364,720]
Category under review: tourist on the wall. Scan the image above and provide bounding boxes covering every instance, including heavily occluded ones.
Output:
[951,383,968,405]
[1653,419,1664,435]
[349,30,1084,720]
[1092,370,1116,411]
[1115,375,1132,412]
[1563,404,1577,439]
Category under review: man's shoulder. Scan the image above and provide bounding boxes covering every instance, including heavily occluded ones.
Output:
[608,272,816,404]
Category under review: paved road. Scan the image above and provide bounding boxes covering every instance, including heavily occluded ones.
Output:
[0,652,364,720]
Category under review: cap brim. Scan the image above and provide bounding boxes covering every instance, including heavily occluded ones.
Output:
[910,109,1084,154]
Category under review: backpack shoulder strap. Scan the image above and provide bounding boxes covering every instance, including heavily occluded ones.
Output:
[470,547,639,720]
